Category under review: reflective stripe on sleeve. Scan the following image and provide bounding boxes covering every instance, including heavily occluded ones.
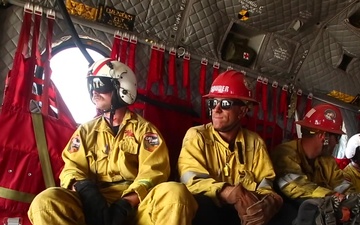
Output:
[258,178,273,189]
[334,180,352,194]
[277,173,301,189]
[180,171,209,184]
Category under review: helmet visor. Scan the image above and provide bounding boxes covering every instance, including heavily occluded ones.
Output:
[88,77,115,94]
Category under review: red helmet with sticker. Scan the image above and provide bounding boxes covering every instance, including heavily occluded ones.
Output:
[296,104,345,135]
[203,70,258,104]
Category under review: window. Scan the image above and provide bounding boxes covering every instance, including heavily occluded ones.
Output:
[50,47,105,124]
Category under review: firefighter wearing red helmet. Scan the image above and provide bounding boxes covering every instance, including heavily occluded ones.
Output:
[28,58,197,225]
[344,133,360,192]
[271,103,360,225]
[178,70,283,225]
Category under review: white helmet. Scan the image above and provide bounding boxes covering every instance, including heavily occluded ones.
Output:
[87,58,137,107]
[345,133,360,160]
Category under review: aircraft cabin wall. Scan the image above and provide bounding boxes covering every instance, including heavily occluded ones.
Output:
[0,0,360,144]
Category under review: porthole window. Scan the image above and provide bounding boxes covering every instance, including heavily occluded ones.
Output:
[50,47,106,124]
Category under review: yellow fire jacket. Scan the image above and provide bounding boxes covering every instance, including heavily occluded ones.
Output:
[178,123,276,203]
[344,163,360,192]
[59,109,170,201]
[271,139,355,199]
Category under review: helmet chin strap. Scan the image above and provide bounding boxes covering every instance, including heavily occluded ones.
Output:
[102,89,126,132]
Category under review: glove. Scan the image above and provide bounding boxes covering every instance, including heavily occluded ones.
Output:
[110,198,134,225]
[245,193,283,225]
[220,184,261,223]
[74,180,110,225]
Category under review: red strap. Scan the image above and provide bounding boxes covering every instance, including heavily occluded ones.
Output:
[199,58,208,120]
[183,52,191,103]
[305,93,313,114]
[146,44,165,95]
[110,32,121,60]
[168,48,178,96]
[119,35,129,64]
[3,7,32,107]
[212,61,220,81]
[40,13,55,116]
[127,35,137,72]
[261,78,269,138]
[271,81,279,149]
[279,85,289,138]
[157,45,165,96]
[146,45,159,92]
[271,81,279,123]
[250,77,263,131]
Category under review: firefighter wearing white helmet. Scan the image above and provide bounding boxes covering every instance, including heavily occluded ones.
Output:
[28,58,197,225]
[271,104,360,225]
[344,133,360,192]
[178,70,283,225]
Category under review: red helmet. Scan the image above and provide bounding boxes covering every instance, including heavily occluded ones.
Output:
[203,70,258,104]
[296,104,345,135]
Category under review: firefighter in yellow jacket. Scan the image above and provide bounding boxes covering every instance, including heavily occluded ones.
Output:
[271,104,360,225]
[178,70,283,225]
[28,58,197,225]
[344,133,360,192]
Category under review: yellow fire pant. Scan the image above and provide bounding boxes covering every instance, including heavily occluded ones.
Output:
[28,181,197,225]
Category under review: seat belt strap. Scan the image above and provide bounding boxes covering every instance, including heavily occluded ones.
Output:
[31,113,56,188]
[0,187,35,203]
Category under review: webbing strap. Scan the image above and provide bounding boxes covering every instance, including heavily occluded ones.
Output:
[119,35,129,64]
[0,187,35,203]
[279,85,289,138]
[31,113,55,188]
[199,58,207,120]
[168,48,178,96]
[183,52,191,103]
[127,36,137,71]
[212,61,220,81]
[261,78,268,138]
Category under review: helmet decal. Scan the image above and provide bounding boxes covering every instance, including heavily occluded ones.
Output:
[210,85,230,94]
[304,108,316,118]
[324,109,336,120]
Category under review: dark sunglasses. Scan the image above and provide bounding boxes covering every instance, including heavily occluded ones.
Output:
[88,77,115,94]
[207,99,246,110]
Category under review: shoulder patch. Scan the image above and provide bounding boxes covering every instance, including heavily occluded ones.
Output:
[143,133,160,152]
[68,135,81,153]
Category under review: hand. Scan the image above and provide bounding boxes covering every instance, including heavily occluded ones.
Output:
[110,198,134,225]
[219,184,261,223]
[245,193,283,225]
[74,180,110,225]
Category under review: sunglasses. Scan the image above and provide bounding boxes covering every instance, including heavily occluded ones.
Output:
[207,99,246,110]
[88,77,115,94]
